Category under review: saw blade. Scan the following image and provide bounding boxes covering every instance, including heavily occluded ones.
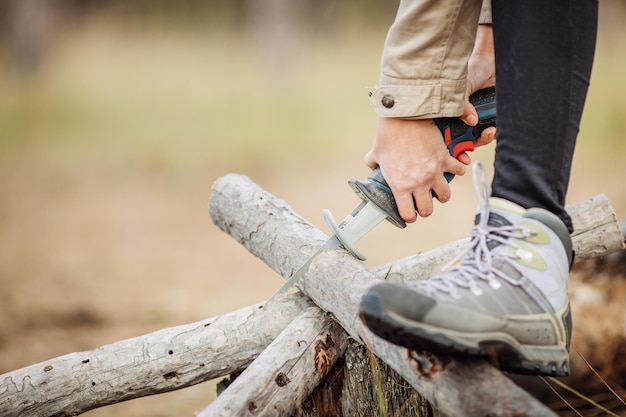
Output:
[264,200,387,307]
[264,234,342,307]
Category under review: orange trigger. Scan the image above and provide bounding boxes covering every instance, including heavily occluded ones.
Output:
[444,128,451,146]
[452,141,475,159]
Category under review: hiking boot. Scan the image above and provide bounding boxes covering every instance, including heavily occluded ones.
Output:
[359,162,574,376]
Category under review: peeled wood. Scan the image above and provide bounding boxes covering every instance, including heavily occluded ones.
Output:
[209,174,624,417]
[0,295,314,417]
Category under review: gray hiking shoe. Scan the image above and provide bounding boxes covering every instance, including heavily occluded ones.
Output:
[359,162,574,376]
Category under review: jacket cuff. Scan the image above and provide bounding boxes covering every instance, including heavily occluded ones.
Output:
[369,79,466,119]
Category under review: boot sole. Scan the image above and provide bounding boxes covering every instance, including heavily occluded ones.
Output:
[360,293,570,376]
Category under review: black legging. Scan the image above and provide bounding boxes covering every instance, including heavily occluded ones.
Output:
[490,0,598,233]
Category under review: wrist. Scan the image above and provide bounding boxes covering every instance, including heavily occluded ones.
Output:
[474,25,494,56]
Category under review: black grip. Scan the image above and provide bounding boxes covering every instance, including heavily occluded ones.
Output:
[348,86,496,228]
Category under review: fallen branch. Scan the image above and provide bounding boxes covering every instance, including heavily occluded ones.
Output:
[0,295,314,417]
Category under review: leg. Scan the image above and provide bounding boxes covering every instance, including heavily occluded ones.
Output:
[359,1,599,376]
[491,0,598,233]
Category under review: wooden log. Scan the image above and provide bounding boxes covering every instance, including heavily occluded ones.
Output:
[209,175,623,286]
[592,217,626,275]
[209,174,625,417]
[0,294,314,417]
[197,307,349,417]
[569,195,626,260]
[208,174,328,280]
[376,193,625,282]
[298,339,443,417]
[1,176,620,417]
[293,253,558,417]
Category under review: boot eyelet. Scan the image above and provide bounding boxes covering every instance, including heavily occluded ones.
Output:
[515,249,533,262]
[470,286,483,296]
[489,279,502,289]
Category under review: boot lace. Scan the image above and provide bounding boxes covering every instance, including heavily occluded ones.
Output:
[416,162,536,299]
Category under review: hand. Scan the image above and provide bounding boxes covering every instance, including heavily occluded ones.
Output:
[364,117,468,223]
[460,24,496,147]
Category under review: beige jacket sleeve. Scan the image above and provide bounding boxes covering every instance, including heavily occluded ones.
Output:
[369,0,486,119]
[479,0,492,24]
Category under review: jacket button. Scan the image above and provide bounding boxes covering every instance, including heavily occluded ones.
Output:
[381,95,395,108]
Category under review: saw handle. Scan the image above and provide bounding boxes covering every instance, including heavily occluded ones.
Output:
[349,86,496,229]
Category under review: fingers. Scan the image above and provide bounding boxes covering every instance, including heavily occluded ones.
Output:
[395,186,439,221]
[394,156,466,222]
[444,155,468,177]
[364,117,472,223]
[475,126,496,147]
[394,192,418,223]
[364,150,378,170]
[456,152,472,166]
[413,172,452,217]
[390,175,438,222]
[459,100,497,148]
[459,101,478,126]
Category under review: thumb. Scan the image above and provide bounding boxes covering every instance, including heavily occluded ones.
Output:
[364,150,379,170]
[459,101,478,126]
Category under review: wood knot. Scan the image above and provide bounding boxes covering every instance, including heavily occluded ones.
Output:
[275,372,290,387]
[163,371,179,380]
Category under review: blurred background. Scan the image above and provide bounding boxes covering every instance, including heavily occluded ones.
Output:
[0,1,625,415]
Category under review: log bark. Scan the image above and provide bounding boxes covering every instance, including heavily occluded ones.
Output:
[299,340,443,417]
[198,307,349,417]
[208,174,625,417]
[0,295,314,417]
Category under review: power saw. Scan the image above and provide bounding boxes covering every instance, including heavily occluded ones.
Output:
[266,86,496,304]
